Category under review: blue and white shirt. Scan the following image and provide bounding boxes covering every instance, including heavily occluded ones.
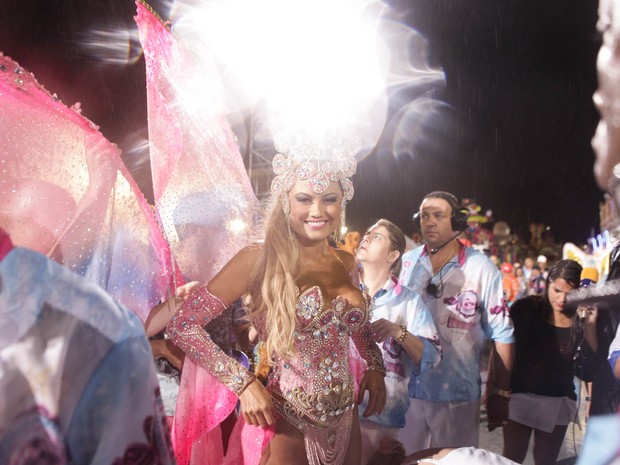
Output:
[400,244,514,402]
[608,325,620,380]
[359,276,441,427]
[0,247,174,463]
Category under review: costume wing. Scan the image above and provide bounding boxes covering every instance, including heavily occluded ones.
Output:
[0,52,175,321]
[135,2,264,463]
[136,1,258,285]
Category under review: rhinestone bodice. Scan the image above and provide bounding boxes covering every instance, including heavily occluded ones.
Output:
[294,285,368,332]
[267,285,372,428]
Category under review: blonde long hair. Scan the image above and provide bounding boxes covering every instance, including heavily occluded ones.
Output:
[247,195,300,363]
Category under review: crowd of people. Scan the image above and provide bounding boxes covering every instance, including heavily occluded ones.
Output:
[4,1,620,465]
[495,256,550,306]
[146,181,616,465]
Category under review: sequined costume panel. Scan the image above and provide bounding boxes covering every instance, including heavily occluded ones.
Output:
[166,286,255,396]
[0,53,175,323]
[267,285,383,429]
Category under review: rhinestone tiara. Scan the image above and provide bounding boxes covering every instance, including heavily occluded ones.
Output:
[270,128,360,201]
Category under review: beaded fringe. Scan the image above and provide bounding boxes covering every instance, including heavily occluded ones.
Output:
[304,409,352,465]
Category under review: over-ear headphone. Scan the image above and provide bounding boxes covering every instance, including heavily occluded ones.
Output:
[412,191,469,232]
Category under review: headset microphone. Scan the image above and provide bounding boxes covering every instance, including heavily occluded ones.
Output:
[425,231,463,297]
[426,280,440,297]
[430,232,463,255]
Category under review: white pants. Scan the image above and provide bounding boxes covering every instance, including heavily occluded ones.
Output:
[399,398,481,454]
[360,421,400,465]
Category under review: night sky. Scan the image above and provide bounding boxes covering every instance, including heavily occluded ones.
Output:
[0,0,605,245]
[350,0,603,245]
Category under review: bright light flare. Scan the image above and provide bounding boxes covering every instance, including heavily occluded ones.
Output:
[378,20,446,92]
[78,27,143,65]
[388,96,456,159]
[228,218,248,235]
[171,0,387,133]
[119,132,151,179]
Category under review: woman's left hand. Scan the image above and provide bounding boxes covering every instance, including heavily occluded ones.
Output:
[371,318,401,343]
[580,305,600,353]
[357,369,386,417]
[578,305,598,325]
[486,391,509,431]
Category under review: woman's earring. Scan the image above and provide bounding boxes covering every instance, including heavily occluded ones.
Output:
[281,196,295,240]
[286,217,295,240]
[334,200,346,243]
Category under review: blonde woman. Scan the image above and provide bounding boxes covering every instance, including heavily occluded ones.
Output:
[166,134,386,465]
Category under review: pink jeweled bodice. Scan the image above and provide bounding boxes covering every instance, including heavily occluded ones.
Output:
[266,285,373,428]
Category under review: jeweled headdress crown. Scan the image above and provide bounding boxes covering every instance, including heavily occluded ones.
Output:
[270,128,360,201]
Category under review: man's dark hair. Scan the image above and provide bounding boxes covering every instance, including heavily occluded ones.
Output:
[422,191,460,212]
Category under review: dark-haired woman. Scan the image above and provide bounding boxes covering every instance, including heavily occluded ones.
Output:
[502,259,598,465]
[356,219,441,463]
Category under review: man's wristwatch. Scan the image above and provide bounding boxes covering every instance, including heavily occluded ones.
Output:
[491,387,512,400]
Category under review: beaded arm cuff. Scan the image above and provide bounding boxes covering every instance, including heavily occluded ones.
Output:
[166,286,256,396]
[351,297,386,374]
[353,323,386,374]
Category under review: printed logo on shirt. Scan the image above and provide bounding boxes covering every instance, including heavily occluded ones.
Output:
[444,289,478,319]
[447,315,476,330]
[383,338,406,377]
[490,298,509,318]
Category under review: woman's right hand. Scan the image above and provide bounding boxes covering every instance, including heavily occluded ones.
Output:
[144,281,202,337]
[175,280,201,300]
[239,380,275,427]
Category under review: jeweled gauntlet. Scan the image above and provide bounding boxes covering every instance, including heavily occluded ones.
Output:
[350,298,385,374]
[166,286,255,396]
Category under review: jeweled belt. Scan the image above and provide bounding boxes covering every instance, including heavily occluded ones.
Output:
[269,382,354,431]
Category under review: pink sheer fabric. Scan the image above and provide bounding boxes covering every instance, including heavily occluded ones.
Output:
[0,52,174,321]
[223,416,276,465]
[0,227,13,261]
[2,1,265,460]
[135,2,264,463]
[172,360,275,465]
[135,1,258,285]
[349,338,366,401]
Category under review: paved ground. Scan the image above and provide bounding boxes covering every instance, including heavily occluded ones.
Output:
[478,383,587,465]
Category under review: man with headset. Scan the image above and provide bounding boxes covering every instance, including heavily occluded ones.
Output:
[398,191,514,453]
